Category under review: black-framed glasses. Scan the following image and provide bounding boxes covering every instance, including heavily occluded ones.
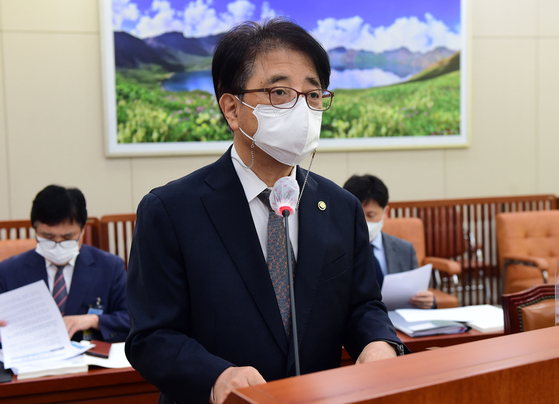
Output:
[36,233,81,249]
[236,87,334,111]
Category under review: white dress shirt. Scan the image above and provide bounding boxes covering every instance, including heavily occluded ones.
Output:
[371,232,388,276]
[44,254,78,293]
[231,145,299,261]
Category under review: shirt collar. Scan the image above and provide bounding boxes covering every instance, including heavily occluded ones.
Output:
[231,145,296,202]
[371,231,384,250]
[45,253,78,270]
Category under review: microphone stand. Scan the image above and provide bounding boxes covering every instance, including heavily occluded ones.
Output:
[283,210,300,376]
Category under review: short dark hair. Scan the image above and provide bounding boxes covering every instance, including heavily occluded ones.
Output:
[343,175,389,208]
[212,18,331,103]
[31,185,88,229]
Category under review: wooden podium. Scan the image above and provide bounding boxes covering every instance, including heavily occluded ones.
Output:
[226,326,559,404]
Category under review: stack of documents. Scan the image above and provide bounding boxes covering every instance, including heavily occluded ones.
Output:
[0,342,131,380]
[3,351,88,380]
[395,305,504,334]
[0,281,131,380]
[388,311,468,337]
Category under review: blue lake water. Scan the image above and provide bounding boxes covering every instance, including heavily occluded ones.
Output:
[163,70,215,93]
[162,69,409,94]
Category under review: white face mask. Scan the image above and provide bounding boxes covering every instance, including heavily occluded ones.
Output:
[367,219,384,243]
[237,97,322,166]
[35,236,80,266]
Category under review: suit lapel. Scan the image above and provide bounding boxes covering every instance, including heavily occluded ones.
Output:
[383,233,400,274]
[286,168,330,373]
[65,246,95,315]
[201,150,289,355]
[24,251,50,286]
[383,233,393,274]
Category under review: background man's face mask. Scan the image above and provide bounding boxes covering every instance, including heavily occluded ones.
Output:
[36,236,81,265]
[367,218,384,243]
[237,97,322,166]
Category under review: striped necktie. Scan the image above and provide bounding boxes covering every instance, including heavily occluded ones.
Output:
[53,265,68,315]
[258,189,296,337]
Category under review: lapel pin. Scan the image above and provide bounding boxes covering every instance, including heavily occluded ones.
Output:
[318,201,326,211]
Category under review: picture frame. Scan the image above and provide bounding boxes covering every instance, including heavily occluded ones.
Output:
[99,0,469,157]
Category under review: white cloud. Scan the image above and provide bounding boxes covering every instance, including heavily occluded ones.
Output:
[129,0,273,39]
[134,0,184,38]
[182,0,256,37]
[182,0,224,37]
[260,1,276,20]
[329,68,411,90]
[313,13,461,53]
[112,0,140,30]
[226,0,256,22]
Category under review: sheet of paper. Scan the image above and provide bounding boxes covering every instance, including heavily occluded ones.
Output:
[381,264,432,310]
[396,304,503,323]
[84,342,131,368]
[0,281,74,369]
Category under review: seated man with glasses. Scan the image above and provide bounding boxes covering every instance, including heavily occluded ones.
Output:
[0,185,129,342]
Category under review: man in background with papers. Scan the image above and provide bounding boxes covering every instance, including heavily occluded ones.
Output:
[344,175,436,309]
[0,185,129,342]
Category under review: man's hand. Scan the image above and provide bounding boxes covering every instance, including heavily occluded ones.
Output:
[355,341,397,364]
[410,290,435,309]
[0,320,5,342]
[210,366,266,404]
[63,314,99,339]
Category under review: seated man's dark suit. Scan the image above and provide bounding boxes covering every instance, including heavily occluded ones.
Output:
[126,148,405,404]
[382,232,418,274]
[0,244,129,342]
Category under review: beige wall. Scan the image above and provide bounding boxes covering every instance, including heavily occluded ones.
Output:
[0,0,557,221]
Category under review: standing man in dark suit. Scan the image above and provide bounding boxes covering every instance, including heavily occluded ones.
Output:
[343,174,435,309]
[0,185,129,342]
[125,19,405,404]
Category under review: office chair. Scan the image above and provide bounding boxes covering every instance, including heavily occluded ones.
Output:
[0,238,37,263]
[496,211,559,294]
[501,284,556,334]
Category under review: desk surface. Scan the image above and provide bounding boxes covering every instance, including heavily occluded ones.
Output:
[341,328,503,366]
[0,366,159,404]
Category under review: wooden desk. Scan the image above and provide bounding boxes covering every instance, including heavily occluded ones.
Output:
[228,326,559,404]
[396,329,503,352]
[0,366,159,404]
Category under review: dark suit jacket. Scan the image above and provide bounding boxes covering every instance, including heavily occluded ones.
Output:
[125,149,403,404]
[382,232,419,274]
[0,244,129,342]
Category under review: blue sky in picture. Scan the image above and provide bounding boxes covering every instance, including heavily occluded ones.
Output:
[114,0,461,52]
[112,0,461,90]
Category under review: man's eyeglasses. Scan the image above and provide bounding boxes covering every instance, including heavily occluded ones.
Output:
[36,234,81,249]
[236,87,334,111]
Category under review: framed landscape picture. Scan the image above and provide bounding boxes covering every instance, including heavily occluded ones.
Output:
[100,0,468,157]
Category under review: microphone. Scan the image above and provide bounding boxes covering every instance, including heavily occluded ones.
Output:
[270,177,301,376]
[270,177,299,218]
